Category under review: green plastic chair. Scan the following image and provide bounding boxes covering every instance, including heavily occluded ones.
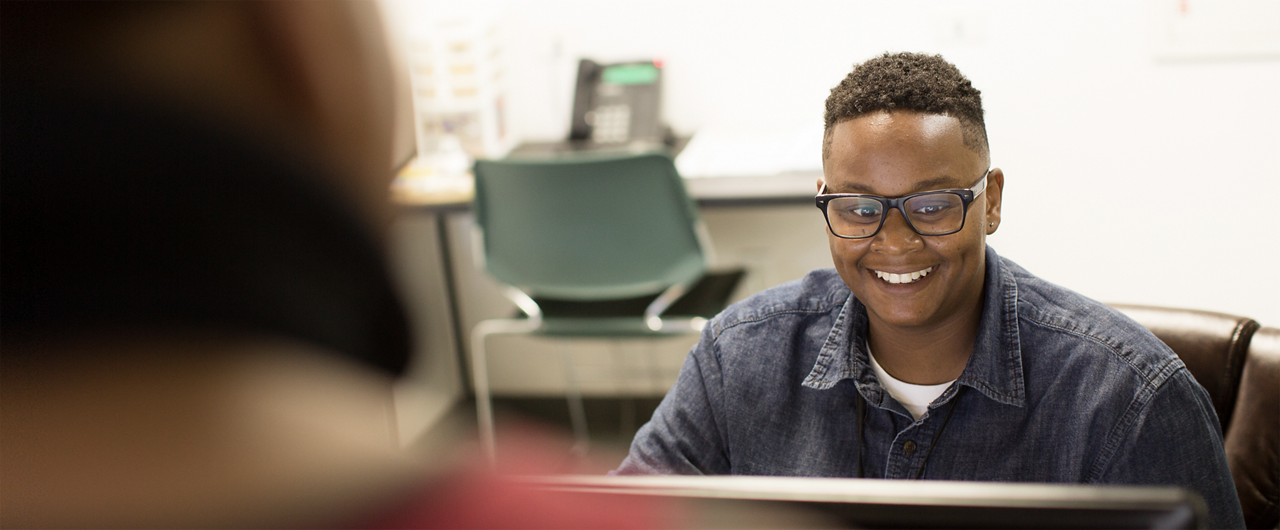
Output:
[471,152,713,462]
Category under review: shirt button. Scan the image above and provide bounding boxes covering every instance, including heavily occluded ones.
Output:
[904,440,917,456]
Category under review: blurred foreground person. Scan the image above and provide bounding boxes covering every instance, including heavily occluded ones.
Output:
[1,2,669,527]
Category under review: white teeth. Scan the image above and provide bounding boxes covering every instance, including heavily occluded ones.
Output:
[874,267,933,284]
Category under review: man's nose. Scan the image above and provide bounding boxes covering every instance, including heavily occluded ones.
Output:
[872,208,923,252]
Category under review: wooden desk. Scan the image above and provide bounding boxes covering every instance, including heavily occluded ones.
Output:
[394,172,820,211]
[394,134,818,210]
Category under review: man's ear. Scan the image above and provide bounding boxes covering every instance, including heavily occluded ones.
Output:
[984,168,1004,234]
[816,178,825,193]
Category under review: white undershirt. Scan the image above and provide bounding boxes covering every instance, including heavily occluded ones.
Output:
[867,345,956,421]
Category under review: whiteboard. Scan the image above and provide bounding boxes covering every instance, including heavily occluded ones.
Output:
[1150,0,1280,61]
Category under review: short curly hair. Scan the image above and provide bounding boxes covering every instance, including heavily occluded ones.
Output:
[823,52,987,163]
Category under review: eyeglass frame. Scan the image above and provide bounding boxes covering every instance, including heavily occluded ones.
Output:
[815,168,992,240]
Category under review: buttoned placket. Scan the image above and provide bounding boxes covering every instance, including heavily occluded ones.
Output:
[882,386,963,479]
[842,300,972,479]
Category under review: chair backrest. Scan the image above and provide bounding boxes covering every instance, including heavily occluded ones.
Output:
[472,153,706,301]
[1111,304,1277,529]
[1110,304,1258,428]
[1226,326,1279,529]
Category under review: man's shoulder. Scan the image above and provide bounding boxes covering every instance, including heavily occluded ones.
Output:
[707,268,848,339]
[1002,257,1183,386]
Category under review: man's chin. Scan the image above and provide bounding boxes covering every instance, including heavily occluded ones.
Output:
[869,312,938,330]
[860,296,943,330]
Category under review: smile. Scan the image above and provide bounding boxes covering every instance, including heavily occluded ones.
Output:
[873,266,934,284]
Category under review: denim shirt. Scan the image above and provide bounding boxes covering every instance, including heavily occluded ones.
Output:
[615,246,1245,529]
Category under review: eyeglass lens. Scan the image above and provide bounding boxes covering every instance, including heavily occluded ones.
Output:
[827,192,966,238]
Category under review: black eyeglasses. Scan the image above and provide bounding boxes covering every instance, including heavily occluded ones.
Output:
[815,169,991,239]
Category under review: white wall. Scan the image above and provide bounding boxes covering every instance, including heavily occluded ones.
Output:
[396,0,1280,326]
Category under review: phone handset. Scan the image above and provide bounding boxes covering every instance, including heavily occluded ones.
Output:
[568,59,602,142]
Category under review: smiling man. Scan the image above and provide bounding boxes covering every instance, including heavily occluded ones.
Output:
[615,52,1245,529]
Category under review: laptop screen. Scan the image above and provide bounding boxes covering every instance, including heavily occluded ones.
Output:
[524,475,1204,529]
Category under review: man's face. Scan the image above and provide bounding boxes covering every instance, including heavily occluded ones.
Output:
[821,111,1002,332]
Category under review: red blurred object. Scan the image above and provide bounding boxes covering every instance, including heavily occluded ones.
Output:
[369,472,681,530]
[358,423,688,529]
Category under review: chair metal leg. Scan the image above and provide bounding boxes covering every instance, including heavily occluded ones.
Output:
[471,323,497,465]
[471,318,540,466]
[470,316,702,465]
[560,344,590,457]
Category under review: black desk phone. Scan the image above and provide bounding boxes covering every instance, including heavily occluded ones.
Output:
[568,59,669,146]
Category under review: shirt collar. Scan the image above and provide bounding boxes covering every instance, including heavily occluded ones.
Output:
[802,245,1026,408]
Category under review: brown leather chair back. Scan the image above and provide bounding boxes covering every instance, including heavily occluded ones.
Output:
[1111,304,1258,429]
[1226,326,1279,529]
[1111,304,1277,528]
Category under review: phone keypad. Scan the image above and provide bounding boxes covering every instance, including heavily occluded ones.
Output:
[591,105,631,143]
